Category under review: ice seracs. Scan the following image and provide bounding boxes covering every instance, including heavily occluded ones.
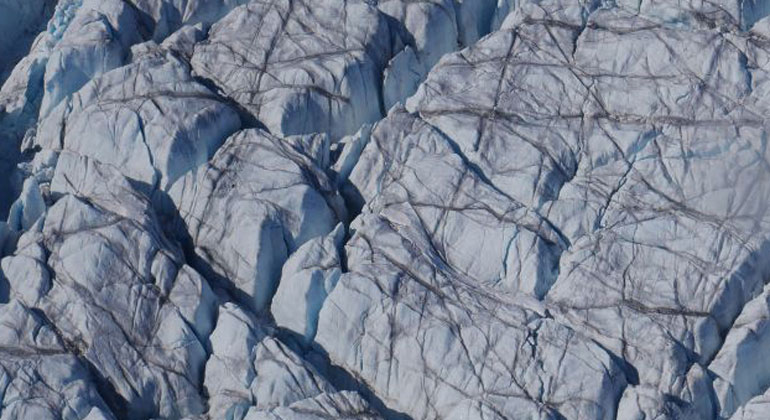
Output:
[34,52,241,191]
[204,302,376,419]
[0,300,113,420]
[0,0,55,81]
[243,391,384,419]
[3,0,770,418]
[313,107,624,418]
[271,223,345,344]
[170,128,343,312]
[130,0,251,41]
[190,0,394,139]
[38,0,142,119]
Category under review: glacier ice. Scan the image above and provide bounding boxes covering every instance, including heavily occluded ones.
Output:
[38,0,142,118]
[0,0,55,81]
[190,0,395,139]
[170,128,343,312]
[3,0,770,419]
[35,52,241,191]
[272,223,345,343]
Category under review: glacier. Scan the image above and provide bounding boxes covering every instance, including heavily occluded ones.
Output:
[2,0,770,419]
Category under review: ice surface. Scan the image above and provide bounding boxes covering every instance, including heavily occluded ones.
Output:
[190,0,394,139]
[170,128,343,312]
[39,0,142,118]
[36,52,241,191]
[272,223,345,343]
[3,0,770,419]
[0,0,55,81]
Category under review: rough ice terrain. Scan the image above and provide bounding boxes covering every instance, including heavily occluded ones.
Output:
[3,0,770,419]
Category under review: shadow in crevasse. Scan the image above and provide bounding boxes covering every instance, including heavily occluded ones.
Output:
[150,187,257,310]
[27,306,133,420]
[0,113,35,222]
[337,178,366,222]
[742,0,770,30]
[0,270,8,304]
[275,327,414,420]
[153,185,411,419]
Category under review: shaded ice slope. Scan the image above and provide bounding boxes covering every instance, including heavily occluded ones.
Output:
[0,0,56,82]
[170,128,343,312]
[189,0,396,139]
[3,0,770,419]
[34,52,241,191]
[0,0,141,220]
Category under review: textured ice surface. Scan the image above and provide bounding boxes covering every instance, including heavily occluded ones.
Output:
[35,52,241,191]
[190,0,395,139]
[170,128,343,312]
[0,0,55,81]
[4,0,770,419]
[272,223,345,343]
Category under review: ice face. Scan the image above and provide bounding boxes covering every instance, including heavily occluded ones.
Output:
[190,0,395,139]
[4,0,770,419]
[0,0,56,82]
[170,128,342,312]
[35,53,241,191]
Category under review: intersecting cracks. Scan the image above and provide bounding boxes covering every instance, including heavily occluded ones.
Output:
[428,122,570,268]
[47,255,206,397]
[586,120,759,253]
[473,32,517,153]
[292,0,354,52]
[424,121,520,208]
[645,27,763,120]
[24,195,215,413]
[397,301,532,416]
[365,121,416,197]
[590,126,643,231]
[55,174,180,254]
[0,308,67,359]
[349,228,610,414]
[250,0,292,118]
[368,218,531,316]
[699,0,741,27]
[25,306,131,418]
[263,339,330,397]
[42,205,130,252]
[177,132,345,306]
[300,2,387,83]
[476,313,592,415]
[562,255,713,320]
[262,134,345,221]
[637,179,755,253]
[2,361,73,415]
[367,117,574,297]
[181,141,268,239]
[408,194,461,272]
[508,326,568,415]
[504,17,610,121]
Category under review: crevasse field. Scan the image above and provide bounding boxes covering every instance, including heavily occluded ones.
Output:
[1,0,770,419]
